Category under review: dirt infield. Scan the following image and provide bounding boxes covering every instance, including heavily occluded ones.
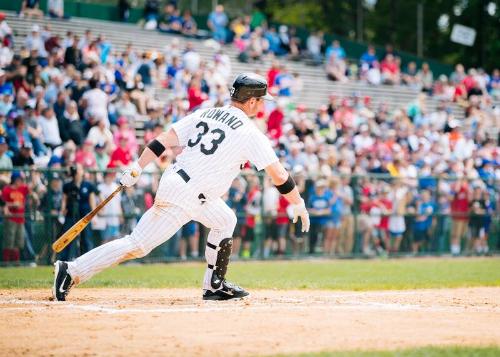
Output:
[1,287,499,356]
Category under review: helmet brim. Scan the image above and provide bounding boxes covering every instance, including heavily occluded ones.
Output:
[262,93,275,101]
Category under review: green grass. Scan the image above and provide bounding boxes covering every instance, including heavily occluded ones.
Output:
[271,345,500,356]
[1,257,499,290]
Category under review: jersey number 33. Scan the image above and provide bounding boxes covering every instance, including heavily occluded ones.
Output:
[187,121,226,155]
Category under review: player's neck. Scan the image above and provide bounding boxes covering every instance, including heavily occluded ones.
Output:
[229,101,249,116]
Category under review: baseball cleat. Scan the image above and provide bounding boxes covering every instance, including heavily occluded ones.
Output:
[52,261,74,301]
[203,280,249,301]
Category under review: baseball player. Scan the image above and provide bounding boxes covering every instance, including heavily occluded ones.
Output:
[53,73,310,301]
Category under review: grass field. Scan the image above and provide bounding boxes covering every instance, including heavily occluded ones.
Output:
[1,257,499,290]
[279,346,500,356]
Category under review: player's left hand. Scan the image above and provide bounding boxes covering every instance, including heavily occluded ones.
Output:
[291,199,310,232]
[120,162,142,187]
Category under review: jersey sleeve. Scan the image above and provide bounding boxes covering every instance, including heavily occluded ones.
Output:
[244,130,279,171]
[170,112,197,147]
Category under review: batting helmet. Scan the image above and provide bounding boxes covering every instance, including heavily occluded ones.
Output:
[230,73,274,102]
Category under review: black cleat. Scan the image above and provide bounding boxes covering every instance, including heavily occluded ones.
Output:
[203,280,249,301]
[52,261,74,301]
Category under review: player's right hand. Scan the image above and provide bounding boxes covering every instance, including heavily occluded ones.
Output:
[120,162,142,187]
[291,198,310,233]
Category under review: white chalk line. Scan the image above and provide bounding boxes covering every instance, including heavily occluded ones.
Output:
[1,298,498,315]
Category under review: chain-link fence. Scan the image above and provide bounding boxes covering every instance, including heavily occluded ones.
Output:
[0,167,498,265]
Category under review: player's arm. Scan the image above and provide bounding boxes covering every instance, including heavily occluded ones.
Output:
[120,128,180,187]
[264,161,310,232]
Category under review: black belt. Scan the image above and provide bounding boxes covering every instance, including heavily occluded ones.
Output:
[176,169,206,202]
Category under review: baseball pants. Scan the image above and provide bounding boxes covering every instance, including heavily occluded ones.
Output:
[67,198,236,290]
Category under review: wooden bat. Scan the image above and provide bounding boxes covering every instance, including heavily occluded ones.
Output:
[52,171,138,252]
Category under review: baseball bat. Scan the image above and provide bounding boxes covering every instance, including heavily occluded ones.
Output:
[52,171,138,253]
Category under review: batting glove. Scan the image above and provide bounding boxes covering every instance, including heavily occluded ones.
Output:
[291,199,310,233]
[120,162,142,187]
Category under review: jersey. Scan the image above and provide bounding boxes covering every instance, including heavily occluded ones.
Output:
[156,105,279,211]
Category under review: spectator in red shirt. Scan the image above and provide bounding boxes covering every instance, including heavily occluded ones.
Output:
[187,76,207,111]
[109,136,132,168]
[243,176,261,259]
[266,101,284,142]
[113,116,138,156]
[267,59,281,90]
[275,195,289,255]
[75,139,97,169]
[2,171,29,263]
[381,54,400,85]
[450,179,470,255]
[376,186,393,252]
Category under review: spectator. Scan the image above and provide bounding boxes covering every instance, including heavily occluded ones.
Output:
[113,116,138,155]
[263,177,280,258]
[12,142,35,167]
[450,179,469,255]
[2,171,29,264]
[158,3,183,34]
[74,139,97,169]
[274,65,294,97]
[412,189,434,253]
[338,176,354,255]
[87,118,114,150]
[94,143,110,171]
[109,136,132,168]
[19,0,44,19]
[388,179,407,253]
[227,177,247,259]
[81,78,109,125]
[402,61,418,88]
[120,186,138,234]
[64,37,82,68]
[207,4,229,44]
[306,31,324,66]
[0,12,13,48]
[468,185,487,255]
[178,221,199,260]
[48,0,67,20]
[187,76,208,111]
[417,62,433,93]
[181,9,198,37]
[118,0,131,22]
[380,54,400,85]
[307,180,331,254]
[25,25,47,58]
[60,100,84,146]
[143,0,160,29]
[243,175,261,258]
[325,177,343,255]
[98,171,122,244]
[7,116,31,154]
[60,164,97,260]
[326,52,347,82]
[325,40,346,62]
[39,107,62,150]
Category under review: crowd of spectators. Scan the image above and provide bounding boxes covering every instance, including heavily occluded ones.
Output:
[0,8,498,265]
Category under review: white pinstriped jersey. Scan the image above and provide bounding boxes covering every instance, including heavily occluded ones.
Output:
[157,105,278,208]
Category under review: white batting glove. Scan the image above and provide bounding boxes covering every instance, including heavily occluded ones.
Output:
[291,199,310,233]
[120,162,142,187]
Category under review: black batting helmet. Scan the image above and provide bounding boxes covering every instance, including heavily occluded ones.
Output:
[230,73,274,102]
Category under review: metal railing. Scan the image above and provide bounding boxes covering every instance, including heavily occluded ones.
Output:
[0,167,498,265]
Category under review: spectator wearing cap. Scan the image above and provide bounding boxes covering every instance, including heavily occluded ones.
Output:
[2,171,29,263]
[25,24,47,58]
[12,142,34,167]
[39,107,62,150]
[0,93,13,118]
[113,116,138,156]
[412,189,434,254]
[307,179,331,254]
[19,0,44,19]
[109,136,132,168]
[207,4,229,44]
[94,143,110,172]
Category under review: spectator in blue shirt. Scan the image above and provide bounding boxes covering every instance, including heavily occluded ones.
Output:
[413,189,434,253]
[360,45,378,68]
[274,65,294,97]
[207,4,229,44]
[324,177,343,255]
[307,180,332,254]
[325,40,346,61]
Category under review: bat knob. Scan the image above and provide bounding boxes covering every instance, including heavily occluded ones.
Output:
[131,170,139,177]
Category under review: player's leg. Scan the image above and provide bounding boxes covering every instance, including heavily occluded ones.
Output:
[53,203,190,301]
[194,198,248,300]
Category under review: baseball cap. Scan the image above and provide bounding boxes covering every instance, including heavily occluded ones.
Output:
[21,142,33,150]
[117,116,128,126]
[11,171,23,182]
[0,136,6,145]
